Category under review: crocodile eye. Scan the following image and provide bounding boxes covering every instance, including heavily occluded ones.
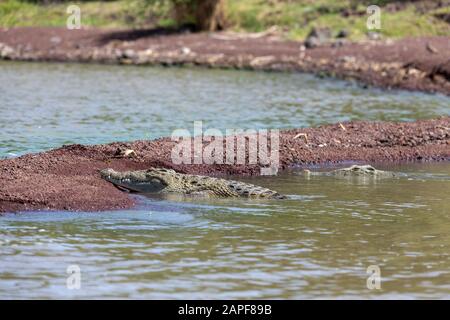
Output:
[191,180,198,185]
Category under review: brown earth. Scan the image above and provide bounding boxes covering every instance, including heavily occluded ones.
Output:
[1,118,449,213]
[0,27,449,94]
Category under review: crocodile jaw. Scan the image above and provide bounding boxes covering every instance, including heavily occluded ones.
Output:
[100,168,167,193]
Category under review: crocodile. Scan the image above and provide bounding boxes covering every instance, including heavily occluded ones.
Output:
[302,165,396,178]
[100,168,286,199]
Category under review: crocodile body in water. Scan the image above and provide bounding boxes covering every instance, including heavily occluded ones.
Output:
[100,168,286,199]
[303,165,397,178]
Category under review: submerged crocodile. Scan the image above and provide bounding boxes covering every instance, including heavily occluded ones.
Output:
[100,168,286,199]
[303,165,396,177]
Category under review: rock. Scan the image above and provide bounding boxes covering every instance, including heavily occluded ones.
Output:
[308,27,332,39]
[119,58,133,65]
[338,55,356,64]
[305,36,321,49]
[205,53,225,65]
[50,36,61,44]
[426,42,438,54]
[336,29,349,38]
[367,31,382,41]
[0,42,15,59]
[181,47,191,55]
[123,49,136,59]
[143,48,154,56]
[304,27,332,48]
[332,39,348,48]
[114,48,123,59]
[114,148,137,158]
[250,55,276,68]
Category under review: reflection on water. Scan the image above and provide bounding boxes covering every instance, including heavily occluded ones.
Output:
[1,163,449,299]
[1,61,449,157]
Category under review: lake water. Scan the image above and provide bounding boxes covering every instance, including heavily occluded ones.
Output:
[0,61,450,299]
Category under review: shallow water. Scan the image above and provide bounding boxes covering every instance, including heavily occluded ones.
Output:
[1,163,450,299]
[1,61,450,299]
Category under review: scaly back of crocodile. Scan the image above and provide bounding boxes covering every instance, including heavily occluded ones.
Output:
[332,165,395,177]
[303,165,396,177]
[100,168,286,199]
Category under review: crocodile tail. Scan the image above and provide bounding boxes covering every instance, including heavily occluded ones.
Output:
[227,180,286,199]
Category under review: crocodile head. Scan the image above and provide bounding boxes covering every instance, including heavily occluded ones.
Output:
[346,165,378,175]
[100,168,176,193]
[337,164,396,177]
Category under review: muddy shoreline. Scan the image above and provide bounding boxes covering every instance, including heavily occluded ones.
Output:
[1,27,449,95]
[1,118,449,213]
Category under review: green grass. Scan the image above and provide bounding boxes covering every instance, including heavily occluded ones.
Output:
[227,0,450,40]
[0,0,449,39]
[0,0,169,28]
